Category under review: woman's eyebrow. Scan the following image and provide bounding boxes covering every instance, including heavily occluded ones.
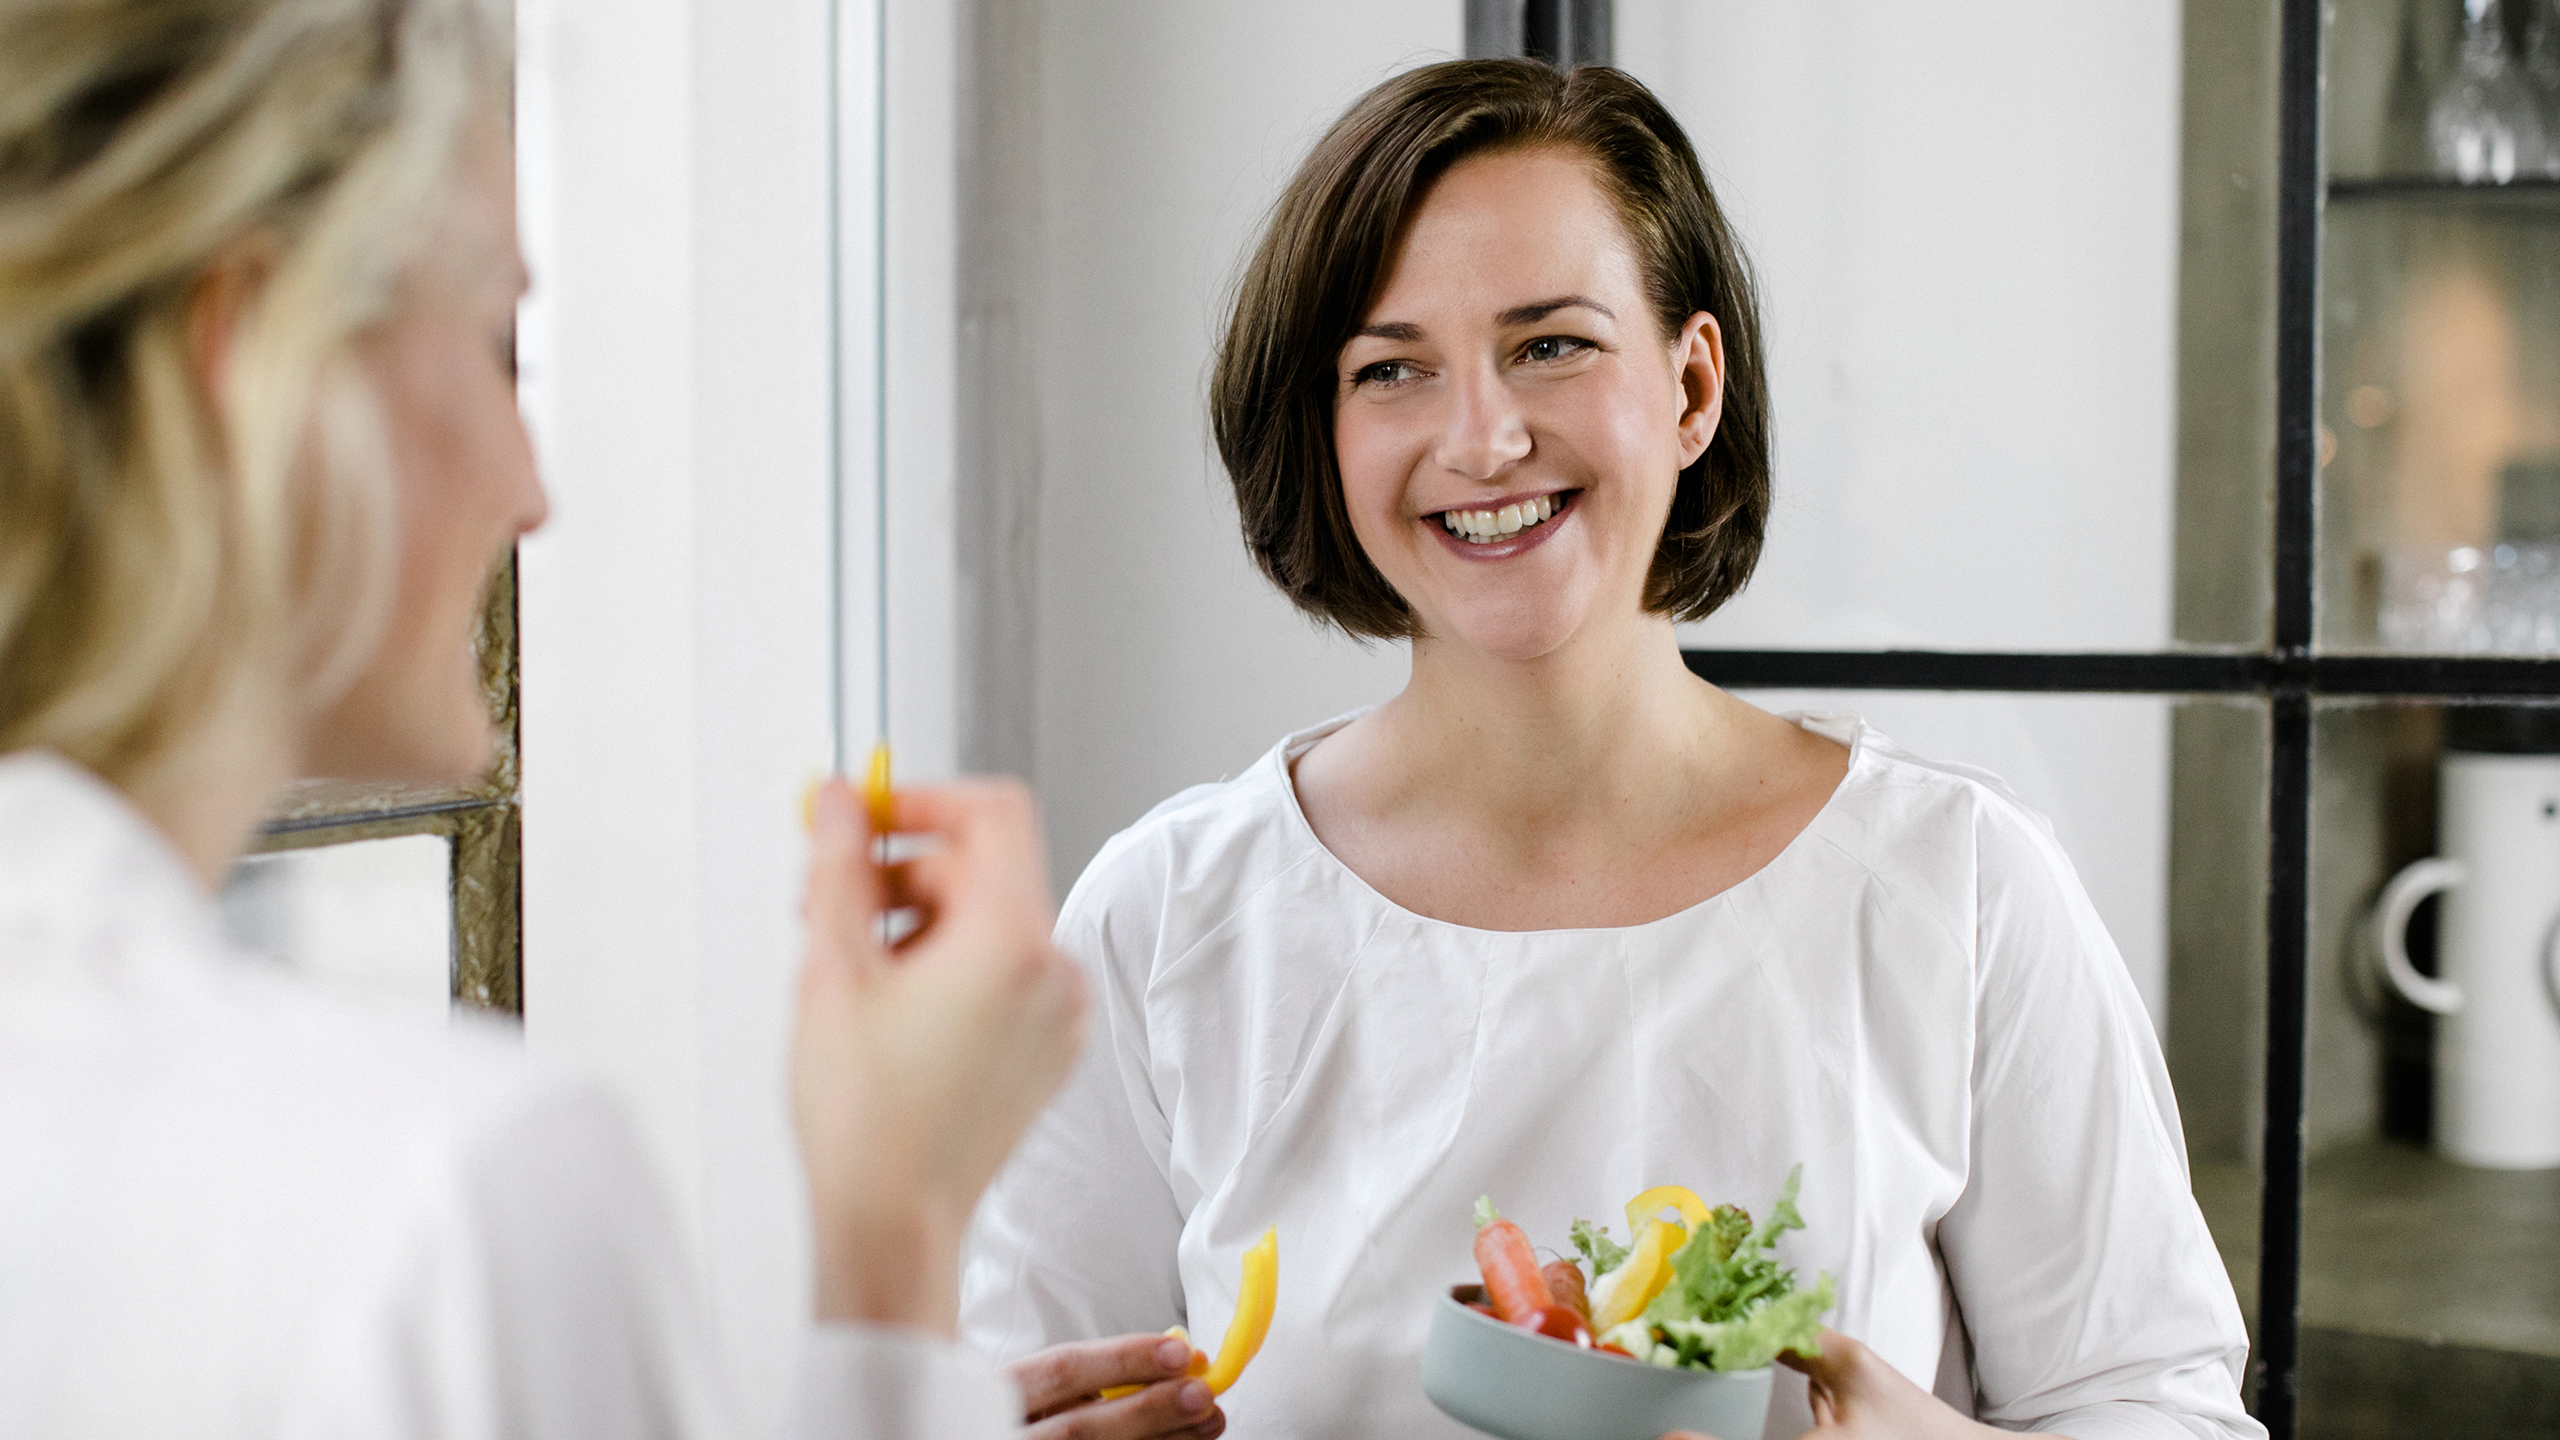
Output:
[1352,320,1424,342]
[1498,294,1614,326]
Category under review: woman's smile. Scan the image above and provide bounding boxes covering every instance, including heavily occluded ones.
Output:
[1427,488,1580,559]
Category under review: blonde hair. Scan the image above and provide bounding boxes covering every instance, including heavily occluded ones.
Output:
[0,0,509,784]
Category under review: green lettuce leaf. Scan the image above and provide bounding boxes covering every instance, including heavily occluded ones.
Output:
[1656,1274,1835,1372]
[1570,1218,1630,1277]
[1636,1165,1833,1371]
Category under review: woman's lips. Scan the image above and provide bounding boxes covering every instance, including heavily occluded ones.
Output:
[1426,489,1577,561]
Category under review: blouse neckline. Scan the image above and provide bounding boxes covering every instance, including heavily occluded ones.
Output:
[1263,709,1872,940]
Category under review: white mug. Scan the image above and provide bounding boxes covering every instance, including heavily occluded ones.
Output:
[2373,747,2560,1170]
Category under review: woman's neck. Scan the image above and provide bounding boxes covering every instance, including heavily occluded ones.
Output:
[1370,612,1725,827]
[120,678,299,892]
[1292,610,1848,931]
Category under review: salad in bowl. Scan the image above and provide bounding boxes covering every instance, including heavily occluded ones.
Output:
[1421,1168,1834,1440]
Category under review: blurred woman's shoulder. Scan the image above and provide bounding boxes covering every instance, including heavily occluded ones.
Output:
[0,748,719,1436]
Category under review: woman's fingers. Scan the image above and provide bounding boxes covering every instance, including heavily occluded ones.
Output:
[891,779,1057,919]
[790,770,1087,1335]
[1006,1334,1196,1416]
[802,778,885,977]
[1019,1379,1219,1440]
[1002,1334,1226,1440]
[1775,1327,1862,1392]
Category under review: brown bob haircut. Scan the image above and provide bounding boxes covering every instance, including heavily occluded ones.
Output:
[1210,59,1770,640]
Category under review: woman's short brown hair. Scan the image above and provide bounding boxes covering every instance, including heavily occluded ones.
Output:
[1211,59,1770,640]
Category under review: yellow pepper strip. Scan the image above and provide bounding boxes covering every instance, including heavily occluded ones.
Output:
[797,743,895,837]
[865,740,895,834]
[1098,1327,1208,1400]
[1202,1226,1279,1395]
[1590,1219,1687,1332]
[1624,1184,1712,1237]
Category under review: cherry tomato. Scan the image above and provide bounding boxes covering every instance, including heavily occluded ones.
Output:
[1515,1303,1594,1348]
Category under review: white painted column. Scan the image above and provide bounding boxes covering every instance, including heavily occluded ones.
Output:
[514,0,956,1423]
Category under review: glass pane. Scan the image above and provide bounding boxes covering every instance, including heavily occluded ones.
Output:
[2304,698,2560,1433]
[1611,5,2239,651]
[221,834,454,1023]
[2324,0,2560,655]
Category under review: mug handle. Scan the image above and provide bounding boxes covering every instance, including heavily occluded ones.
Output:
[2548,915,2560,1021]
[2374,857,2466,1015]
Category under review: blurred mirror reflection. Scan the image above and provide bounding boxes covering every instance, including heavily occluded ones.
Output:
[221,834,455,1024]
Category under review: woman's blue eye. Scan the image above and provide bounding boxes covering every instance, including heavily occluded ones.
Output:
[1522,336,1590,364]
[1356,360,1417,387]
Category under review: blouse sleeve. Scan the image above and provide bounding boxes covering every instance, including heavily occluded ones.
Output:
[1934,796,2264,1440]
[960,836,1191,1362]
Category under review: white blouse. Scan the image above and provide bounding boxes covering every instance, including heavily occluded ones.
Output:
[961,714,2261,1440]
[0,752,1019,1440]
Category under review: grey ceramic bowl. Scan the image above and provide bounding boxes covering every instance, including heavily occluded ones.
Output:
[1420,1288,1774,1440]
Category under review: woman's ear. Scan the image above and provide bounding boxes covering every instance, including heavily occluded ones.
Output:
[1672,310,1724,470]
[182,244,274,407]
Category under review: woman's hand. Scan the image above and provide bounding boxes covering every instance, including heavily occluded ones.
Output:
[1004,1334,1226,1440]
[791,776,1089,1334]
[1660,1328,2065,1440]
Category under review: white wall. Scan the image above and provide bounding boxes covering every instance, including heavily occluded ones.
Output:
[515,0,953,1424]
[1022,4,2182,1020]
[1615,1,2182,655]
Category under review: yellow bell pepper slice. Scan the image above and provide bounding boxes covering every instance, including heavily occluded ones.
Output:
[1098,1229,1275,1403]
[797,742,896,837]
[1624,1184,1711,1237]
[1203,1226,1278,1395]
[1590,1218,1687,1332]
[1098,1327,1208,1399]
[864,740,895,834]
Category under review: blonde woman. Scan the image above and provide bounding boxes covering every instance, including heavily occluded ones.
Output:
[0,2,1132,1434]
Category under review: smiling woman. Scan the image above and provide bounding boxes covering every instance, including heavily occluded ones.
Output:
[1212,63,1767,644]
[962,58,2261,1440]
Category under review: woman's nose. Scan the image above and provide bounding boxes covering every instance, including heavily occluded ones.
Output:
[1431,365,1530,481]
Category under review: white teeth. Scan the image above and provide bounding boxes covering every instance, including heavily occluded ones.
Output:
[1437,495,1565,544]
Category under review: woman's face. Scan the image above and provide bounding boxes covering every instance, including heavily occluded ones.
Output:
[1333,146,1721,662]
[301,119,545,781]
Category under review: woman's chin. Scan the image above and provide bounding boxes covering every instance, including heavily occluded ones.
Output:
[301,688,494,785]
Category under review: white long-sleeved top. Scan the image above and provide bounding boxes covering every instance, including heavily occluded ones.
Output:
[0,750,1019,1440]
[962,713,2262,1440]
